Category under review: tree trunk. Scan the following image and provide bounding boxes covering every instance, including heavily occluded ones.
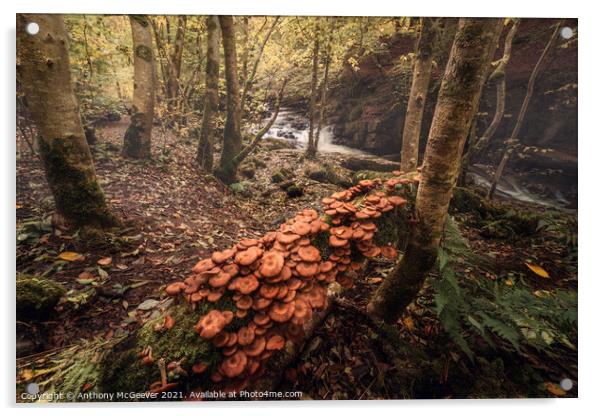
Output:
[467,19,520,168]
[215,16,243,184]
[399,17,438,173]
[17,14,119,229]
[241,17,280,117]
[368,18,503,323]
[196,16,220,171]
[166,15,187,114]
[305,22,321,159]
[487,21,561,199]
[231,78,288,167]
[123,15,156,159]
[314,18,336,151]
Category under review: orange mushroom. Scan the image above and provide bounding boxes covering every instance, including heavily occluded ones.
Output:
[259,251,285,278]
[220,351,248,378]
[266,334,285,351]
[269,301,295,323]
[297,245,321,263]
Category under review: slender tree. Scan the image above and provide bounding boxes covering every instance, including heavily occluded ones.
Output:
[368,18,503,322]
[214,16,243,184]
[314,18,336,152]
[241,17,280,117]
[166,15,187,113]
[196,16,220,171]
[487,21,561,199]
[305,21,321,159]
[17,14,119,229]
[123,15,156,159]
[399,17,439,172]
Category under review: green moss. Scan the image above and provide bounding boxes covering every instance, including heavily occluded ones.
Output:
[16,273,65,321]
[38,137,119,229]
[123,114,150,158]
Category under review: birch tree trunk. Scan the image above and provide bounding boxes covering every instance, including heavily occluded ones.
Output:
[123,15,155,159]
[215,16,243,184]
[368,18,503,323]
[399,17,438,173]
[487,21,561,199]
[196,16,220,171]
[305,22,321,159]
[17,14,119,229]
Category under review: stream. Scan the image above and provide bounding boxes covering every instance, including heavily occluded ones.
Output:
[260,108,572,209]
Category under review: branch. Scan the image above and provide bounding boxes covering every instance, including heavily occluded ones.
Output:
[232,77,288,166]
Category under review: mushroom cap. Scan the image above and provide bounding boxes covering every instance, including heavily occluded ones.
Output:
[235,295,253,310]
[328,235,348,248]
[191,363,208,374]
[192,258,215,274]
[165,282,185,296]
[266,334,286,351]
[235,246,262,266]
[222,263,240,277]
[229,275,259,295]
[253,296,272,310]
[207,288,225,302]
[220,351,248,378]
[212,331,230,348]
[196,310,227,339]
[269,301,295,323]
[164,315,175,330]
[277,232,300,245]
[259,284,280,299]
[244,336,266,357]
[381,246,398,259]
[291,221,311,236]
[388,196,407,206]
[211,248,235,264]
[253,312,271,326]
[295,261,319,278]
[237,325,256,346]
[287,278,303,291]
[209,271,232,288]
[307,286,327,309]
[297,245,321,262]
[331,226,353,240]
[259,251,285,278]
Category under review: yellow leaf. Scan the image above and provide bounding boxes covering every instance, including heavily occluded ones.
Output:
[543,381,566,396]
[403,316,415,332]
[525,263,550,278]
[58,251,84,262]
[97,257,112,266]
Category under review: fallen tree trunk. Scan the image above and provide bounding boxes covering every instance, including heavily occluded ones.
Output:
[340,156,400,172]
[17,174,418,401]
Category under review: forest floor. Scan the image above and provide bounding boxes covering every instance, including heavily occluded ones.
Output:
[16,117,577,400]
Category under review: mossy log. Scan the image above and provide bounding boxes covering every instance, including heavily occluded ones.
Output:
[16,273,65,321]
[19,175,418,402]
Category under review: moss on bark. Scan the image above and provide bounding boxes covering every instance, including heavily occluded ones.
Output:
[16,273,65,321]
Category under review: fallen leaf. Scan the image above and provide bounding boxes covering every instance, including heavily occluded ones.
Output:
[58,251,84,262]
[525,263,550,278]
[137,299,160,311]
[97,257,112,266]
[403,316,415,331]
[543,381,566,396]
[368,277,383,284]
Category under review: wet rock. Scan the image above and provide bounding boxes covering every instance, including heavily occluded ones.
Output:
[341,156,400,172]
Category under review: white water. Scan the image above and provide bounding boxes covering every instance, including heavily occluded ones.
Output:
[259,108,570,208]
[261,109,367,155]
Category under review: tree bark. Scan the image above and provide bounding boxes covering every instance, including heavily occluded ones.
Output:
[166,16,187,113]
[468,19,520,167]
[314,18,336,151]
[368,18,503,323]
[17,14,119,229]
[241,17,280,117]
[231,78,288,167]
[487,21,561,199]
[399,17,438,173]
[215,16,243,184]
[123,15,156,159]
[196,16,220,171]
[305,22,321,159]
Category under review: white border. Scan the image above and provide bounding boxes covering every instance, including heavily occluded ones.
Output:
[2,1,598,415]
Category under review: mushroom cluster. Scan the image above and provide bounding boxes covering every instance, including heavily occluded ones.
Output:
[162,177,409,391]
